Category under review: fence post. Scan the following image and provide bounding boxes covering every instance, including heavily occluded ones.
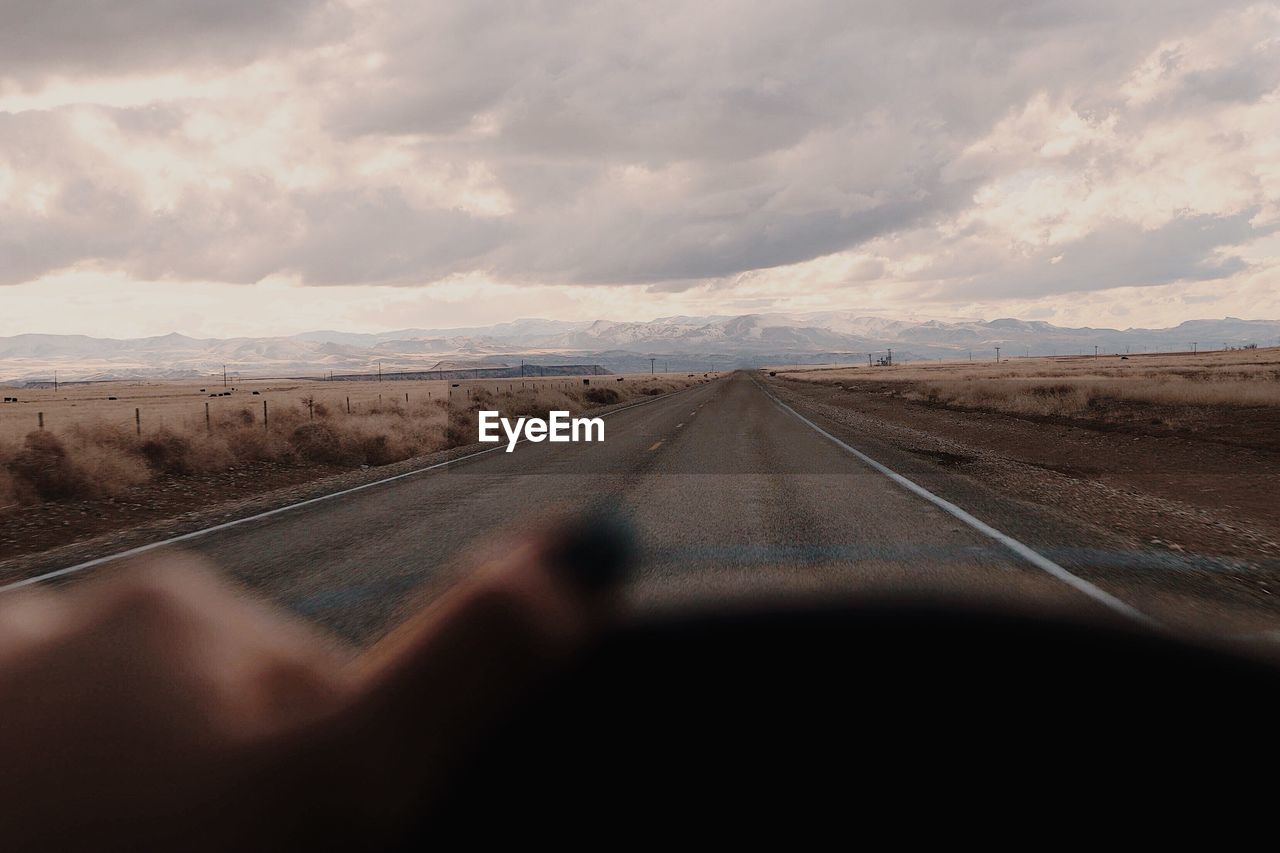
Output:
[37,411,43,430]
[309,399,314,420]
[135,408,141,436]
[206,402,211,433]
[263,400,268,430]
[346,396,351,414]
[405,392,409,403]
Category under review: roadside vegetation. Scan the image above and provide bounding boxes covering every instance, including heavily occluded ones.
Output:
[779,349,1280,425]
[0,378,686,508]
[900,375,1280,419]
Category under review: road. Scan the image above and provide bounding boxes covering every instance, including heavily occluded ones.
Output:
[19,370,1171,645]
[19,370,1276,645]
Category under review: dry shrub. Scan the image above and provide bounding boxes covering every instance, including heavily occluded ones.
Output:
[0,375,689,505]
[356,432,418,466]
[359,434,399,466]
[140,430,192,473]
[4,430,147,502]
[1028,383,1076,398]
[502,397,553,421]
[498,388,584,422]
[0,440,15,506]
[902,375,1280,419]
[223,424,297,464]
[341,411,443,465]
[584,387,620,405]
[8,432,86,500]
[911,380,1094,417]
[140,429,192,474]
[139,428,235,475]
[445,407,478,448]
[290,422,364,466]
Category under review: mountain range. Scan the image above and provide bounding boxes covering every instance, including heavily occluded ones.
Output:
[3,314,1278,383]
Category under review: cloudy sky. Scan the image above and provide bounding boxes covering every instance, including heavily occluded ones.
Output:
[2,0,1278,337]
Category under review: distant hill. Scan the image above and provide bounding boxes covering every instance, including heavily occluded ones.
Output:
[2,314,1277,382]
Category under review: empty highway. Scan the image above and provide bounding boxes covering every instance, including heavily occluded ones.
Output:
[11,372,1278,645]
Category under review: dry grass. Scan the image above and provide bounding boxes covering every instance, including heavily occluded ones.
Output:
[0,375,691,507]
[0,373,694,441]
[779,348,1280,417]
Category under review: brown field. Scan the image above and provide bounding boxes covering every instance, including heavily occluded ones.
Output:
[768,348,1280,569]
[776,348,1280,424]
[0,373,697,509]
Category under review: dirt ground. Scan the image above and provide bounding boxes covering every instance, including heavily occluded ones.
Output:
[774,376,1280,569]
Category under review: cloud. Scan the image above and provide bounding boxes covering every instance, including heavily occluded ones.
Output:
[0,0,343,83]
[281,188,511,285]
[0,0,1277,332]
[935,211,1263,300]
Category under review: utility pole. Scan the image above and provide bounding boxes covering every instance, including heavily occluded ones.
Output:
[223,364,228,388]
[378,362,382,382]
[53,370,58,392]
[887,348,892,366]
[1094,345,1099,358]
[995,346,1000,363]
[1192,342,1197,353]
[649,358,655,375]
[521,359,525,378]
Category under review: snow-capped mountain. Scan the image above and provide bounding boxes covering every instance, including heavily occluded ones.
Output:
[2,315,1277,382]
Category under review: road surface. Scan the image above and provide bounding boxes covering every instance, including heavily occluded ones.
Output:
[13,372,1273,644]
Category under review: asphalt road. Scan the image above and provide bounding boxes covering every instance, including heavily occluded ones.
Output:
[65,370,1160,645]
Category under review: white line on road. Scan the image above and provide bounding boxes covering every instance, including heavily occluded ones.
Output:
[0,383,704,594]
[756,380,1158,628]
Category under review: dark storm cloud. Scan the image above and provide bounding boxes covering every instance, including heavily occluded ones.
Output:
[281,189,511,285]
[931,212,1266,300]
[0,0,344,81]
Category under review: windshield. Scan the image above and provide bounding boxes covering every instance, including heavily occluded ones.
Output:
[1,7,1279,840]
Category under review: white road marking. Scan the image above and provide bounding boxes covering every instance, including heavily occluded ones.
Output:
[756,380,1157,628]
[0,383,703,594]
